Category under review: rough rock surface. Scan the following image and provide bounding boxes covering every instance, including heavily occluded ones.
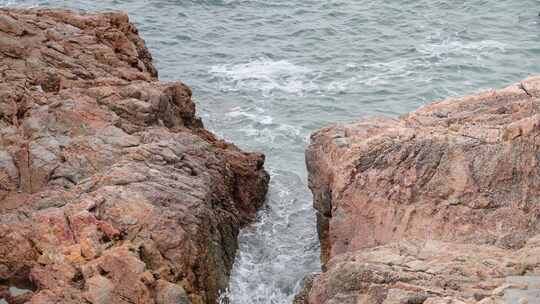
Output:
[0,8,269,304]
[296,237,540,304]
[300,77,540,303]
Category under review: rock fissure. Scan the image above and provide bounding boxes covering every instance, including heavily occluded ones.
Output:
[519,82,533,98]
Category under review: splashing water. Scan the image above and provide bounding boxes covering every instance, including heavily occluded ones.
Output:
[218,168,319,304]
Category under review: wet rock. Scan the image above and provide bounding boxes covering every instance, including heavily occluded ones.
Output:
[302,78,540,303]
[156,280,190,304]
[293,274,316,304]
[0,8,269,304]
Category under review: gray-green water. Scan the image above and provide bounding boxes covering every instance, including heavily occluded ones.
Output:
[4,0,540,303]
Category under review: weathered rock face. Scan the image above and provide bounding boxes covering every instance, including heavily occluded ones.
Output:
[297,237,540,304]
[301,77,540,303]
[0,8,269,304]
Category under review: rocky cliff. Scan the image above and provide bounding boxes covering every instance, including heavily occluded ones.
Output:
[0,8,269,304]
[300,77,540,304]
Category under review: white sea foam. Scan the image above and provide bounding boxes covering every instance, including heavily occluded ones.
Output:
[276,124,301,138]
[327,39,507,92]
[221,106,306,147]
[418,39,507,58]
[219,169,319,304]
[0,0,15,6]
[0,0,39,7]
[239,127,277,143]
[210,58,319,96]
[326,58,421,91]
[237,124,304,145]
[227,107,274,125]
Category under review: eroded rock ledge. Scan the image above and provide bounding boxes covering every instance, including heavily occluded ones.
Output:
[299,77,540,304]
[0,8,269,304]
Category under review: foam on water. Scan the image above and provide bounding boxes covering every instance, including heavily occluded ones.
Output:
[4,1,540,303]
[210,59,320,96]
[0,0,37,6]
[227,107,274,125]
[219,169,319,304]
[327,38,508,93]
[418,39,508,59]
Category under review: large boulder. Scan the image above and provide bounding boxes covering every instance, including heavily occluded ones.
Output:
[0,8,269,304]
[301,77,540,303]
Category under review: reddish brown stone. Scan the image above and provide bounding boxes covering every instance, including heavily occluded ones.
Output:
[301,78,540,304]
[0,8,268,304]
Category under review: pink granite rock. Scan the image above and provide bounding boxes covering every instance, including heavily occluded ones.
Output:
[300,77,540,304]
[0,8,268,304]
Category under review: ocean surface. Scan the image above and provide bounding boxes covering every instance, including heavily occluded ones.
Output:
[4,0,540,303]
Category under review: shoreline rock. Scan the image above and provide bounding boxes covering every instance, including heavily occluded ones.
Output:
[0,8,269,304]
[301,77,540,303]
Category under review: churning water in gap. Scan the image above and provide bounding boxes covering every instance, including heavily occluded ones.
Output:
[5,0,540,303]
